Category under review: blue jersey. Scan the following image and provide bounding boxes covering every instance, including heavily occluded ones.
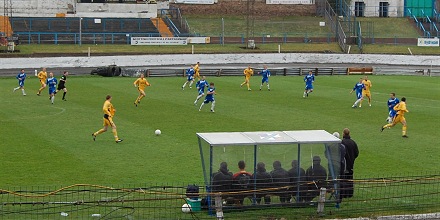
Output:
[259,69,270,83]
[186,68,195,81]
[16,72,26,86]
[387,97,400,117]
[196,79,208,94]
[204,87,215,103]
[304,74,315,90]
[304,74,314,85]
[46,77,58,94]
[353,83,365,99]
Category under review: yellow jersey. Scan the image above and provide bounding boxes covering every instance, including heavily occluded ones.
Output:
[134,77,150,90]
[103,100,115,117]
[194,64,200,75]
[243,68,254,78]
[394,101,408,116]
[363,79,372,92]
[38,71,47,82]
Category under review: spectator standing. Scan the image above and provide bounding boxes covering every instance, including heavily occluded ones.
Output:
[341,128,359,198]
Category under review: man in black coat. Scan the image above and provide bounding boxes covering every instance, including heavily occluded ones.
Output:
[252,162,273,204]
[211,162,233,203]
[270,161,290,203]
[341,128,359,198]
[305,156,328,202]
[287,160,306,203]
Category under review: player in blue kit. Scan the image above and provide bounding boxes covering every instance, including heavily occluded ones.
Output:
[350,78,364,108]
[199,82,216,112]
[46,72,58,104]
[386,92,400,123]
[194,76,209,105]
[182,65,195,90]
[303,70,315,98]
[13,69,27,96]
[258,65,271,91]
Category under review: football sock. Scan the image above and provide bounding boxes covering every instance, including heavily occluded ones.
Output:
[139,95,144,101]
[359,99,364,105]
[14,87,19,91]
[196,94,202,101]
[38,87,43,93]
[182,82,187,88]
[62,92,66,99]
[402,125,407,136]
[199,103,205,111]
[51,96,54,104]
[112,129,118,141]
[354,99,361,106]
[267,84,270,90]
[211,101,215,111]
[22,89,26,95]
[189,81,194,87]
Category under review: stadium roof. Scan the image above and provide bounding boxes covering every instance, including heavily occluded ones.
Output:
[196,130,340,146]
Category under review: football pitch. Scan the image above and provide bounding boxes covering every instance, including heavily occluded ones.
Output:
[0,74,439,187]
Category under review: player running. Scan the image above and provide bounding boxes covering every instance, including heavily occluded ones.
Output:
[194,62,201,80]
[194,76,209,105]
[359,76,372,107]
[46,72,57,104]
[350,78,364,108]
[199,82,216,112]
[182,65,195,90]
[258,65,271,91]
[133,73,151,107]
[240,65,254,91]
[56,71,68,101]
[303,70,315,98]
[36,68,48,96]
[92,95,123,143]
[13,69,27,96]
[386,93,400,124]
[381,97,409,138]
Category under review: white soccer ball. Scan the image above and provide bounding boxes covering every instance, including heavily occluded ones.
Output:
[181,203,191,213]
[155,129,161,136]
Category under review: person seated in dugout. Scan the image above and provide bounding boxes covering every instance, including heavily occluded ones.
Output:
[270,160,291,203]
[287,160,307,203]
[252,162,273,204]
[232,160,253,205]
[305,156,328,202]
[211,162,233,203]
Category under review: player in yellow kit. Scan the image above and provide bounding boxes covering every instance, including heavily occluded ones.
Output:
[92,95,123,143]
[381,97,409,138]
[133,73,151,107]
[194,62,201,80]
[240,65,254,91]
[36,67,47,96]
[359,76,372,107]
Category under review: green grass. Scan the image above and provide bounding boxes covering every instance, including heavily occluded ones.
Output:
[184,15,421,39]
[1,74,439,219]
[1,74,439,187]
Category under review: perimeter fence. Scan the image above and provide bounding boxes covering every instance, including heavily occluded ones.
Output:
[1,174,440,219]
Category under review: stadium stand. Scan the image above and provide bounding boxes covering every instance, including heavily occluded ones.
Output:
[10,17,161,44]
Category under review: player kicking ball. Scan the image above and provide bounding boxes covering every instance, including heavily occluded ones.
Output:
[199,82,216,112]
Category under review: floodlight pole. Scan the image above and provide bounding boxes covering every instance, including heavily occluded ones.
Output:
[221,17,224,46]
[79,17,82,46]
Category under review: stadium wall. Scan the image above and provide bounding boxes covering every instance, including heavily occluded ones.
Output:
[171,1,316,16]
[0,0,157,18]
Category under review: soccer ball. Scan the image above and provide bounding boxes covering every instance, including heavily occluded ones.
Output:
[155,129,161,136]
[181,203,191,213]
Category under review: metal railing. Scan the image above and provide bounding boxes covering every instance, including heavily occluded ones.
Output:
[0,174,439,219]
[324,0,348,53]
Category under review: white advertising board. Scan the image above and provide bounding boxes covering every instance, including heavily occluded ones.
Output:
[417,38,439,47]
[173,0,215,4]
[187,37,210,44]
[266,0,313,4]
[131,37,187,45]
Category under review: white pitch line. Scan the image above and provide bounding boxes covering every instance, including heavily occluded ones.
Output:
[0,106,66,122]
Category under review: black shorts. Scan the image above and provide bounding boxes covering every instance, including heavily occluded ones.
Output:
[57,85,66,90]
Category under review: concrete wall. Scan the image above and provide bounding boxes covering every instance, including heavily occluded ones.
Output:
[0,0,157,18]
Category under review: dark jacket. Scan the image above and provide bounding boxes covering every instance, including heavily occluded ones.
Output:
[270,167,290,188]
[252,166,273,190]
[341,135,359,174]
[211,167,233,192]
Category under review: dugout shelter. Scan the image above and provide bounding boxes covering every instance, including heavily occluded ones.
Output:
[197,130,342,211]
